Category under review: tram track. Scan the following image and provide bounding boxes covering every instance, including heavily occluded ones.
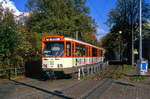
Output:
[11,79,85,99]
[82,79,113,99]
[53,65,119,99]
[87,65,120,80]
[45,80,85,99]
[1,65,121,99]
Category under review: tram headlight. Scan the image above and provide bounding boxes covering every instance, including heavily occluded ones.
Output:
[43,64,47,68]
[57,64,63,68]
[60,64,63,68]
[57,64,59,68]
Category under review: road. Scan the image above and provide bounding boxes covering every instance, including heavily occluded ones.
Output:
[0,78,109,99]
[1,76,150,99]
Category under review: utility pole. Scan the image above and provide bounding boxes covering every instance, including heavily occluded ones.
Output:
[131,0,134,66]
[136,0,144,75]
[139,0,142,60]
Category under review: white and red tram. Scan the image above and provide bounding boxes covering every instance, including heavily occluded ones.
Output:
[42,36,105,74]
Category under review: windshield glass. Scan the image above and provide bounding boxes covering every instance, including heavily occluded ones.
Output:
[42,42,64,57]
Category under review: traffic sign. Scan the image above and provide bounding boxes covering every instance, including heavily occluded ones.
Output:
[140,60,148,75]
[134,49,138,54]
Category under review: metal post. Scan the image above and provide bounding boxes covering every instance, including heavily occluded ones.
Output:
[15,68,17,76]
[131,0,134,66]
[76,31,78,40]
[139,0,142,60]
[136,0,143,75]
[119,31,122,61]
[94,66,96,72]
[87,67,90,75]
[91,67,93,74]
[81,67,85,77]
[8,69,11,80]
[96,66,97,71]
[120,37,121,61]
[78,68,81,80]
[96,66,98,71]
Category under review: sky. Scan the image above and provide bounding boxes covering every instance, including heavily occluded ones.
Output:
[1,0,150,39]
[10,0,27,11]
[86,0,116,38]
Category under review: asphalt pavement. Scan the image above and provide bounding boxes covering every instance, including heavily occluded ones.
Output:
[0,73,150,99]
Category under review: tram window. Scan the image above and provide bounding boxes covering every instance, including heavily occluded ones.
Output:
[86,47,89,57]
[66,42,71,56]
[92,48,97,57]
[42,42,64,57]
[72,43,75,56]
[76,44,85,56]
[98,50,100,57]
[100,50,103,57]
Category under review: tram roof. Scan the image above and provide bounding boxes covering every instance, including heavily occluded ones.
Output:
[42,36,104,50]
[64,37,102,49]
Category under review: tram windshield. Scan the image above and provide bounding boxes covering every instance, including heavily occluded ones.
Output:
[42,42,64,57]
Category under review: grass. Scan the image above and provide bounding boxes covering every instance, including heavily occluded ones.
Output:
[129,75,148,81]
[115,65,149,82]
[81,65,149,82]
[109,65,135,80]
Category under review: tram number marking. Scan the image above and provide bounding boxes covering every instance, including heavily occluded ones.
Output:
[50,61,54,65]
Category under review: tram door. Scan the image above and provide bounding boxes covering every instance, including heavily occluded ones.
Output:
[72,42,76,67]
[66,41,72,67]
[66,42,71,57]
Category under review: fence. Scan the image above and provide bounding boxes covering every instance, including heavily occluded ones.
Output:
[0,67,25,79]
[78,62,108,80]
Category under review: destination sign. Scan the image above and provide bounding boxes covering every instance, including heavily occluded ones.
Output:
[46,38,61,41]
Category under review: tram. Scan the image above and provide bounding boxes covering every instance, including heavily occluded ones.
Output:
[42,36,105,74]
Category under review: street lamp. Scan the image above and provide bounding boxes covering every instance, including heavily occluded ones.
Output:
[119,31,122,61]
[119,31,122,34]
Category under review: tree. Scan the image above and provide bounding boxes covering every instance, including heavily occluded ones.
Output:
[105,0,150,63]
[16,25,35,61]
[26,0,98,50]
[0,9,19,68]
[0,9,34,73]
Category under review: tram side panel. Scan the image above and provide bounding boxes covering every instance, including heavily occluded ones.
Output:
[73,57,87,67]
[42,58,73,69]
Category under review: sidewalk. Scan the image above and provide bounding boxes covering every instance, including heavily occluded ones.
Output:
[98,70,150,99]
[99,80,150,99]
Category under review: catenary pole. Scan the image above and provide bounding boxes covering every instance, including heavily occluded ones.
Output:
[139,0,142,60]
[131,0,134,66]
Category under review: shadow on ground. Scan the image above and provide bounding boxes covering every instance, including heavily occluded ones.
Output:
[114,81,135,87]
[10,80,73,99]
[25,59,43,79]
[25,59,72,80]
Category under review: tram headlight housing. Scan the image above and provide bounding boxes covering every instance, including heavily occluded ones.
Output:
[43,64,47,68]
[60,64,63,68]
[57,64,63,68]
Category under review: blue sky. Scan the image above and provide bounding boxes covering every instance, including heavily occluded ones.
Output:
[11,0,27,11]
[86,0,116,38]
[10,0,150,39]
